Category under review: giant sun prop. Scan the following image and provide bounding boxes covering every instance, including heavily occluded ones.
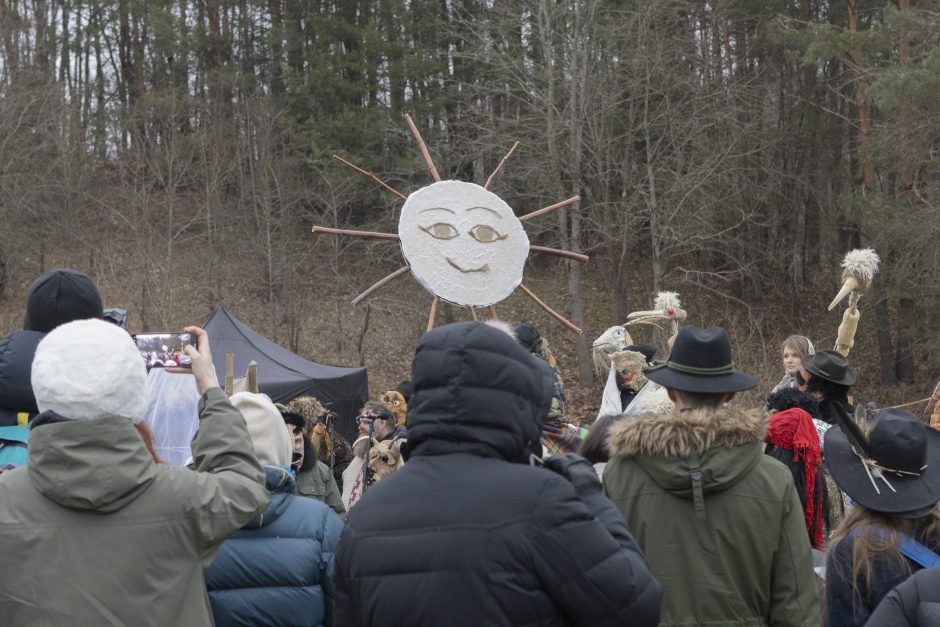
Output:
[312,115,588,334]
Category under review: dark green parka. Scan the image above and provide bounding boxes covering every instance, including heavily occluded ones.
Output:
[603,406,821,627]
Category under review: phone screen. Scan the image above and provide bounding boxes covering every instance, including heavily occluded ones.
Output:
[135,332,193,371]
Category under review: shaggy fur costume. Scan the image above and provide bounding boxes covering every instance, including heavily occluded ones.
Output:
[607,406,765,459]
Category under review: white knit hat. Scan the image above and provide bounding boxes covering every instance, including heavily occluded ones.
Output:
[31,319,147,423]
[230,392,292,467]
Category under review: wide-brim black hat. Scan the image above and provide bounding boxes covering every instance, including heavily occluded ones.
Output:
[825,409,940,517]
[644,325,757,394]
[802,350,856,386]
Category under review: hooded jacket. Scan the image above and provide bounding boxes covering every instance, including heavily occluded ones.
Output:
[866,563,940,627]
[0,387,270,626]
[603,406,821,627]
[0,330,44,425]
[335,322,661,627]
[206,465,343,627]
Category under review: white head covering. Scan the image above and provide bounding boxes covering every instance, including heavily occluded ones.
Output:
[31,319,147,423]
[230,392,292,467]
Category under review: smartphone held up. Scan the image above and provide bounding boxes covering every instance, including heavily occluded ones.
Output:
[135,332,194,371]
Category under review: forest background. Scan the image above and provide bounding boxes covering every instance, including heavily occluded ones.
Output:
[0,0,938,420]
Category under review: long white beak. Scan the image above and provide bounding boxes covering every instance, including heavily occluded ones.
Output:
[828,277,859,311]
[626,309,659,320]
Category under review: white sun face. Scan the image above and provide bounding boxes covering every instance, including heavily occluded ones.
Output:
[398,180,529,307]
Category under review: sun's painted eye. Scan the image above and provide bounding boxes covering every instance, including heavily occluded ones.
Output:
[420,223,459,240]
[469,224,506,243]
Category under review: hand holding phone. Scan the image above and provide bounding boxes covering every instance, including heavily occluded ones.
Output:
[168,326,218,395]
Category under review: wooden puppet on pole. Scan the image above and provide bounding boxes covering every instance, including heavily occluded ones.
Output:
[311,115,588,335]
[827,248,880,357]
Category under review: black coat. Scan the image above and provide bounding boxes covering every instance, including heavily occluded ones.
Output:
[0,331,44,425]
[335,322,661,627]
[867,564,940,627]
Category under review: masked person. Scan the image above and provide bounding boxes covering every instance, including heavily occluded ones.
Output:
[282,409,345,517]
[340,401,403,511]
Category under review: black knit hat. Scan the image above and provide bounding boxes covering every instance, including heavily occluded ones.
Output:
[23,269,103,333]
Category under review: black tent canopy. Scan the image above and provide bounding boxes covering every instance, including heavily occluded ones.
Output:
[204,307,368,441]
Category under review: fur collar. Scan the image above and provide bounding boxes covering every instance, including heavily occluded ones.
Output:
[608,406,765,459]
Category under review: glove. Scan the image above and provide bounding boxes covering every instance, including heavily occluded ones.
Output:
[543,452,602,494]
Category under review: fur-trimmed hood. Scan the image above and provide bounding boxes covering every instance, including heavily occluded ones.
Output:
[607,406,766,497]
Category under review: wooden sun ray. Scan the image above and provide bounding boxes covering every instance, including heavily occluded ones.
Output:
[405,114,441,182]
[518,283,582,335]
[488,305,497,320]
[311,226,400,241]
[351,266,411,306]
[333,155,407,200]
[427,296,440,332]
[520,196,580,221]
[530,245,589,264]
[484,141,520,190]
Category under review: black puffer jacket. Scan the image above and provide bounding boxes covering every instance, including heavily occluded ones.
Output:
[335,322,661,627]
[0,331,44,426]
[867,564,940,627]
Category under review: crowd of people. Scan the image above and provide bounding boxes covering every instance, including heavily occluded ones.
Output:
[1,267,939,626]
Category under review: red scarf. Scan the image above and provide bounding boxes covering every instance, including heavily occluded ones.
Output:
[766,408,824,549]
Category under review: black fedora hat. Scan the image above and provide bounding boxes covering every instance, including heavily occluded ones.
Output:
[644,325,757,394]
[825,409,940,517]
[801,350,856,386]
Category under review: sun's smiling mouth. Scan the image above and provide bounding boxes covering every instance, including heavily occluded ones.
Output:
[447,258,490,273]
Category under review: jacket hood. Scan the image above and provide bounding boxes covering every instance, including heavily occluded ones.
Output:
[0,330,44,414]
[406,322,554,462]
[608,406,765,496]
[241,465,295,529]
[27,413,156,512]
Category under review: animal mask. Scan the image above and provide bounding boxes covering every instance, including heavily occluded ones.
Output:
[611,349,649,393]
[368,438,405,482]
[591,325,633,378]
[382,390,408,426]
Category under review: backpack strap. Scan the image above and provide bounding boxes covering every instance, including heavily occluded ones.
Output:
[896,533,940,569]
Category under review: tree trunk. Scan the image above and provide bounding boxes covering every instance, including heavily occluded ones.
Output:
[874,282,898,387]
[895,297,915,384]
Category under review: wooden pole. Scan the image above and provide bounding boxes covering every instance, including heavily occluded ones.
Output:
[312,225,400,241]
[469,307,479,321]
[427,296,440,332]
[333,155,408,200]
[247,361,258,394]
[405,114,441,182]
[484,141,519,190]
[224,353,234,396]
[518,284,582,335]
[529,245,589,264]
[519,196,580,221]
[351,266,411,306]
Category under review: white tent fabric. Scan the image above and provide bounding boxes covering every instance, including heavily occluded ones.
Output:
[143,369,200,467]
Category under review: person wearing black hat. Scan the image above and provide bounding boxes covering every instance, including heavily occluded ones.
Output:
[0,268,104,428]
[824,408,940,626]
[604,325,820,626]
[797,349,856,426]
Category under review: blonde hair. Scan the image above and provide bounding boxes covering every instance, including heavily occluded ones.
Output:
[828,505,940,605]
[782,335,814,358]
